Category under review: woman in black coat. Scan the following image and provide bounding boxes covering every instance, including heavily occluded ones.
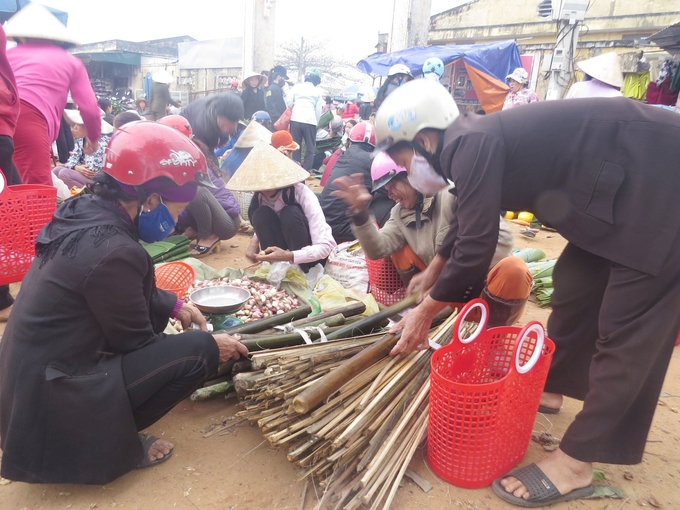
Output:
[240,71,266,120]
[0,122,247,485]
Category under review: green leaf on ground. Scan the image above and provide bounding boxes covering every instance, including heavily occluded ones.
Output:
[584,485,625,500]
[592,469,606,481]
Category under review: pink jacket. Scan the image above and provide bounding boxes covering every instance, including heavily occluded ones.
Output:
[254,183,336,264]
[8,43,101,142]
[0,25,19,138]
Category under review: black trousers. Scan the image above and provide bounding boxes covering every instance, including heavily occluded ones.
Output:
[290,121,316,171]
[251,204,320,273]
[122,332,219,431]
[183,187,240,240]
[545,239,680,464]
[0,135,21,311]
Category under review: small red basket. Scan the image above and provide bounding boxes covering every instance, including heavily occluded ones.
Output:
[428,299,555,488]
[365,255,406,306]
[0,173,57,285]
[155,261,196,298]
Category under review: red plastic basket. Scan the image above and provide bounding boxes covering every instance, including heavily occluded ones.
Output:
[365,255,406,306]
[428,299,555,488]
[155,261,196,298]
[0,173,57,285]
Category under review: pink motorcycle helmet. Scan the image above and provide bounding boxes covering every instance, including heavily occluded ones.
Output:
[371,151,408,192]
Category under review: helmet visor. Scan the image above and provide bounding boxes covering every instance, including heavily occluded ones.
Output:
[372,169,399,192]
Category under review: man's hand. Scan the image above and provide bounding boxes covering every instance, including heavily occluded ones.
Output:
[176,301,208,331]
[83,138,99,156]
[213,333,249,362]
[388,296,448,355]
[330,173,372,214]
[75,165,95,179]
[256,246,294,263]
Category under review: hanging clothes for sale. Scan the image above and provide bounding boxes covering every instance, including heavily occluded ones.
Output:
[621,72,650,100]
[646,59,679,105]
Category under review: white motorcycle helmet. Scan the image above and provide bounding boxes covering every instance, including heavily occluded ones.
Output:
[387,64,413,77]
[374,78,459,152]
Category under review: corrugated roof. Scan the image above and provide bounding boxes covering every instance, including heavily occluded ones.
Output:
[647,22,680,53]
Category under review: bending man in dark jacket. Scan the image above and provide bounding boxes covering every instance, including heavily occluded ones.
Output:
[319,122,394,244]
[376,79,680,508]
[181,92,244,152]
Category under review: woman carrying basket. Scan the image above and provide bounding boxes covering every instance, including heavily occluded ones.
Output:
[373,79,680,507]
[0,122,247,485]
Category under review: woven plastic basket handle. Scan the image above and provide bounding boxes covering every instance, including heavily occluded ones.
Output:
[453,298,489,345]
[0,171,5,195]
[513,321,545,374]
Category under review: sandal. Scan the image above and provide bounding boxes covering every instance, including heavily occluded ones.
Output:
[191,239,221,258]
[492,463,594,508]
[538,404,561,415]
[136,433,174,469]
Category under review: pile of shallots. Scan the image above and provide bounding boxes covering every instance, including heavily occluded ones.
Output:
[185,276,300,321]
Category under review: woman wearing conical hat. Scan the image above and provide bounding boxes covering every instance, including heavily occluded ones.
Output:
[4,4,102,186]
[227,143,336,272]
[565,52,624,99]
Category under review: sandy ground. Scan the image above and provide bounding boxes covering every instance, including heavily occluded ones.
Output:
[1,222,680,510]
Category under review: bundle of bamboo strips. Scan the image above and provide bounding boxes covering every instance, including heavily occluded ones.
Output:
[235,311,476,510]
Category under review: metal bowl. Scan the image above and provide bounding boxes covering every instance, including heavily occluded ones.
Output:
[189,285,251,314]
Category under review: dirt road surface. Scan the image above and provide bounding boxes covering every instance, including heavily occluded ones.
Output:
[2,223,679,509]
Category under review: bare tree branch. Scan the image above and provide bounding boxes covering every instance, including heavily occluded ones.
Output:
[275,37,365,94]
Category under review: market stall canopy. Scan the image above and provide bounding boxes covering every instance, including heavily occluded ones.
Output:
[646,22,680,53]
[357,40,522,113]
[0,0,68,24]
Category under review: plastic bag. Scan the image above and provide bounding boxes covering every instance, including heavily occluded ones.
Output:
[324,241,370,292]
[314,275,379,317]
[273,107,293,131]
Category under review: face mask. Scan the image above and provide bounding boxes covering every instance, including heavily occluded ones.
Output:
[407,151,448,196]
[137,200,176,243]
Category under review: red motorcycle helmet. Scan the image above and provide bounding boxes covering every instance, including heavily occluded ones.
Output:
[157,114,193,138]
[348,121,376,147]
[103,121,214,188]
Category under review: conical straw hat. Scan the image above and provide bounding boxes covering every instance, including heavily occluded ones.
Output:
[576,52,624,88]
[234,120,272,148]
[226,143,309,192]
[4,3,80,46]
[152,70,174,84]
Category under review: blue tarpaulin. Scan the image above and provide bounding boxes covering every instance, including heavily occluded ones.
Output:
[357,40,522,112]
[357,40,521,83]
[0,1,69,24]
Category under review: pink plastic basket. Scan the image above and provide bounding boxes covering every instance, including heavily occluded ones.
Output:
[0,173,57,285]
[365,255,406,306]
[428,298,555,488]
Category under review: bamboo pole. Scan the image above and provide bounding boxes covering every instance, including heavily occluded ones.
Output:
[221,305,312,335]
[292,332,400,414]
[324,294,417,341]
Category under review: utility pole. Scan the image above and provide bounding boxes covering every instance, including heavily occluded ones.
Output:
[298,37,305,81]
[539,0,587,100]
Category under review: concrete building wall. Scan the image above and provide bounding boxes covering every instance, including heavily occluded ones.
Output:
[429,0,680,101]
[177,68,243,101]
[430,0,680,43]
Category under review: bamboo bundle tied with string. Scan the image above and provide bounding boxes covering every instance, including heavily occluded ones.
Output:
[235,309,478,510]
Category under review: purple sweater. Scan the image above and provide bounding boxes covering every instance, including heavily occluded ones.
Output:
[178,167,240,224]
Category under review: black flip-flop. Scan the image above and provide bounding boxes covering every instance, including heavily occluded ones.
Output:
[492,463,594,508]
[538,405,560,415]
[136,433,174,469]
